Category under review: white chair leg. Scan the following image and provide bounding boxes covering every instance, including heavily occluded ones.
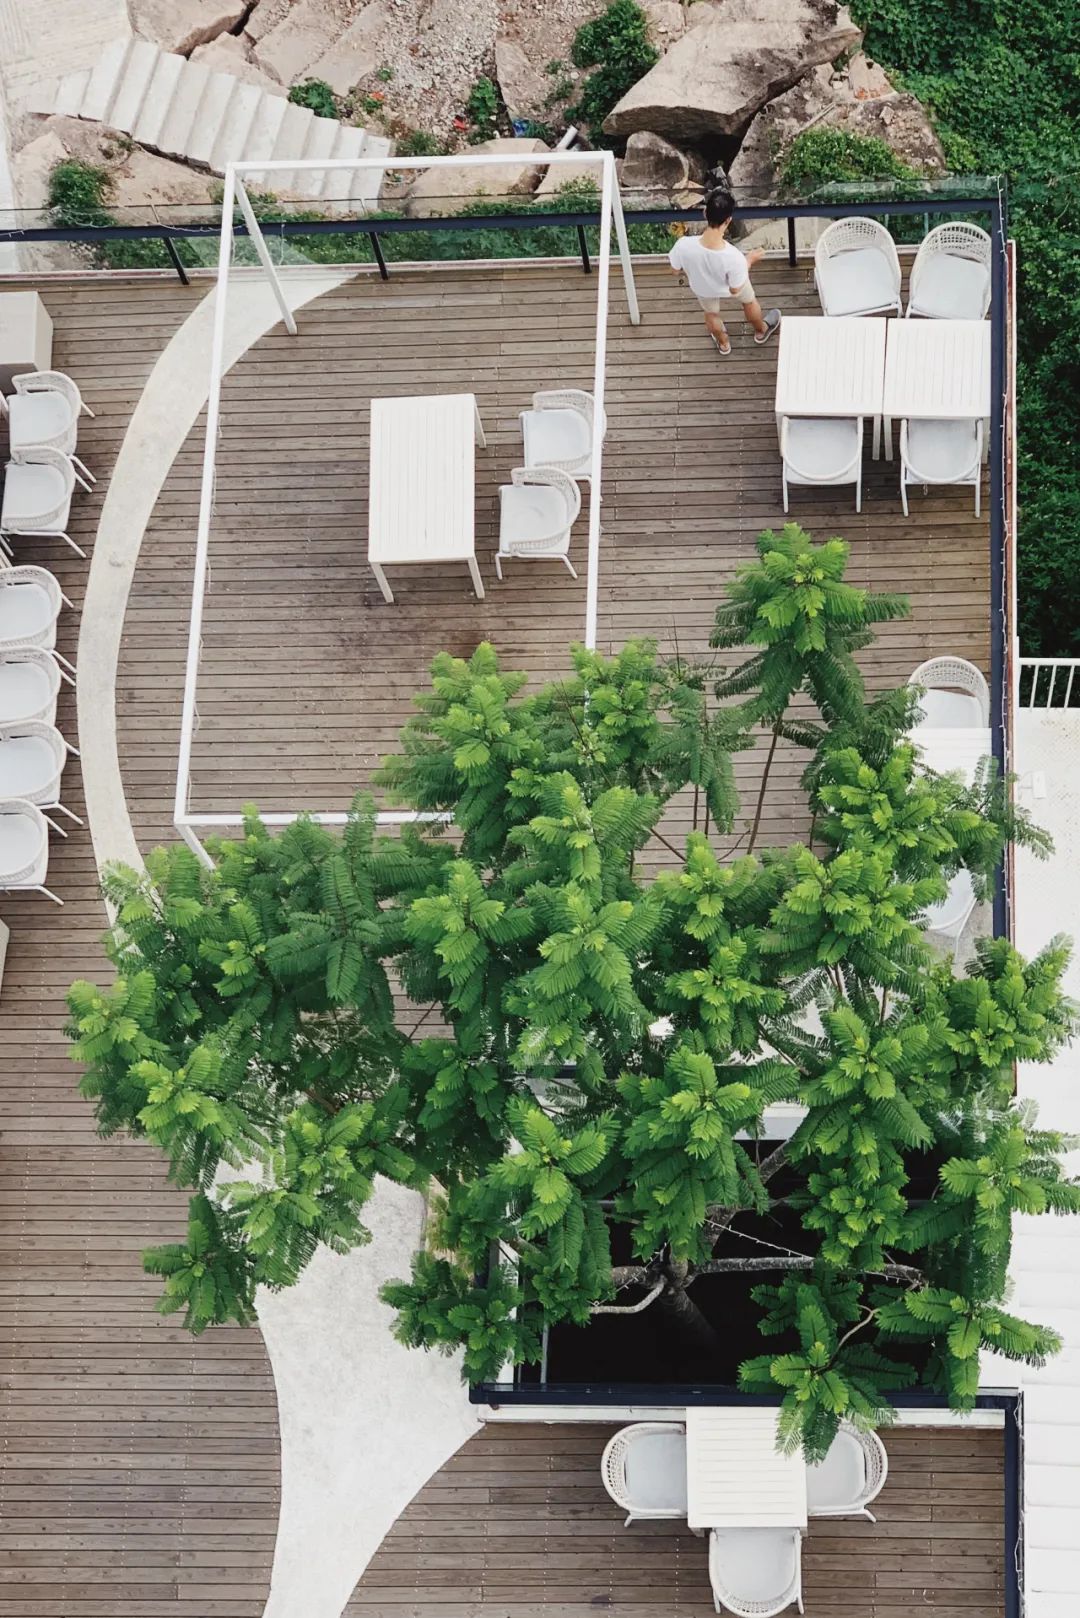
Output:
[53,650,77,677]
[52,801,84,826]
[561,556,578,579]
[57,532,87,559]
[80,401,95,417]
[65,743,81,759]
[71,454,95,483]
[37,884,64,904]
[855,469,862,514]
[73,469,93,494]
[975,478,981,519]
[782,471,790,514]
[900,478,909,517]
[43,812,63,835]
[494,553,503,580]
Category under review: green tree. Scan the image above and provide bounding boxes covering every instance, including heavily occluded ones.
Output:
[70,531,1077,1458]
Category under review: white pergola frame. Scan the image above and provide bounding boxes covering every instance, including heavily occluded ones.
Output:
[172,150,641,865]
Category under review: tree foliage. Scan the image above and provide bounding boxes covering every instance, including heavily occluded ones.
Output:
[70,524,1077,1457]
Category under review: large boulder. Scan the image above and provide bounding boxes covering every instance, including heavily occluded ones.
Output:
[403,137,549,217]
[189,33,288,92]
[130,0,247,54]
[618,129,705,205]
[307,1,397,95]
[12,132,70,215]
[603,0,862,143]
[494,38,548,125]
[250,0,339,84]
[838,94,946,172]
[641,0,686,46]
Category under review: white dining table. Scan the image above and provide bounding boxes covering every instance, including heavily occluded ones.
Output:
[685,1408,808,1531]
[910,725,992,787]
[774,315,888,458]
[882,319,991,460]
[367,392,486,604]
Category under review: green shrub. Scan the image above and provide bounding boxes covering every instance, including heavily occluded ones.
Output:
[395,128,445,158]
[570,0,658,140]
[780,127,919,193]
[48,159,113,227]
[466,75,499,139]
[288,79,338,120]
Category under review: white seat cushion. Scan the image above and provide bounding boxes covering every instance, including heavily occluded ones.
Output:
[926,865,976,932]
[0,659,55,724]
[522,408,591,472]
[785,418,861,481]
[915,687,984,727]
[905,419,980,482]
[820,246,898,315]
[623,1430,688,1512]
[1,461,70,527]
[711,1527,799,1601]
[807,1429,866,1512]
[0,733,58,797]
[8,391,75,450]
[0,582,56,644]
[499,483,571,555]
[911,255,990,320]
[0,806,45,881]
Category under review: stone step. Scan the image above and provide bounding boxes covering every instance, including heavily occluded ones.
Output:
[241,93,288,166]
[208,80,262,172]
[106,37,159,133]
[319,123,368,206]
[154,61,211,160]
[255,99,316,194]
[357,132,391,204]
[53,67,91,118]
[130,50,185,150]
[185,71,239,169]
[81,35,132,124]
[289,113,340,200]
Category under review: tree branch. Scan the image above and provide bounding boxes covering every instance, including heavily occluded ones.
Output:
[691,1256,923,1280]
[591,1278,665,1315]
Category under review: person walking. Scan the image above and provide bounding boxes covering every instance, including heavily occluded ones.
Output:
[669,188,781,355]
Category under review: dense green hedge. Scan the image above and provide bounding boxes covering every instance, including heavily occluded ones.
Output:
[852,0,1080,654]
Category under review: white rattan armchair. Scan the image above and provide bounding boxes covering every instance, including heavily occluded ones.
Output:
[0,797,62,905]
[781,416,863,513]
[807,1422,888,1522]
[1,445,84,559]
[924,866,978,960]
[0,719,81,828]
[0,565,74,673]
[814,218,902,318]
[3,370,95,485]
[907,223,992,320]
[908,656,990,728]
[520,389,606,482]
[599,1421,687,1525]
[709,1527,804,1617]
[0,648,64,726]
[496,465,582,579]
[900,418,982,517]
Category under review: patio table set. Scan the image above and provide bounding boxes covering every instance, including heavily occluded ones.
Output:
[777,220,992,514]
[601,1410,888,1616]
[0,291,91,909]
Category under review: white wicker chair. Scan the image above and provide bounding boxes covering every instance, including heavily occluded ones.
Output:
[496,465,582,580]
[907,223,992,320]
[0,719,81,828]
[2,370,95,485]
[709,1527,804,1616]
[1,445,84,559]
[0,796,62,904]
[807,1423,888,1522]
[599,1421,687,1525]
[781,417,863,513]
[908,656,990,727]
[814,218,902,318]
[520,389,606,483]
[0,648,64,726]
[0,565,75,675]
[925,866,978,959]
[900,419,982,517]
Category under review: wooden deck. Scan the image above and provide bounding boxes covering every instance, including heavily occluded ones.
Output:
[348,1421,1006,1617]
[0,259,995,1616]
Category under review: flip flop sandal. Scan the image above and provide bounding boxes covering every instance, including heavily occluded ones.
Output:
[710,331,732,356]
[754,309,782,345]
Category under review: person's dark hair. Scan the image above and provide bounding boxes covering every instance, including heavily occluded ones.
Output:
[704,188,736,229]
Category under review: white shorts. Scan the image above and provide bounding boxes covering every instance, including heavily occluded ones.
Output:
[697,282,755,312]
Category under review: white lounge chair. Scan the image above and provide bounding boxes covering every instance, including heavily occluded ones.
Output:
[709,1526,804,1616]
[0,565,75,676]
[781,417,863,513]
[814,218,902,318]
[908,656,990,728]
[0,797,62,904]
[1,445,84,559]
[0,719,81,828]
[807,1422,888,1522]
[520,389,605,483]
[900,419,982,517]
[0,648,64,726]
[496,465,581,580]
[2,370,95,485]
[600,1421,687,1525]
[907,223,992,321]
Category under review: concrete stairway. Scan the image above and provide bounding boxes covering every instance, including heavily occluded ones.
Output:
[27,37,391,206]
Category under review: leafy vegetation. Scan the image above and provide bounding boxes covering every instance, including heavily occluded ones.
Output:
[47,158,179,271]
[850,0,1080,654]
[287,79,338,120]
[394,129,446,159]
[570,0,658,141]
[70,524,1076,1457]
[465,75,500,141]
[780,127,919,194]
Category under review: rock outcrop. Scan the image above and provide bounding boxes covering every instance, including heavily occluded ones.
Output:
[404,136,549,216]
[618,129,705,204]
[494,38,548,125]
[130,0,247,55]
[603,0,862,143]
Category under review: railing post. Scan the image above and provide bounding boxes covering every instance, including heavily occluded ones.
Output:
[989,189,1008,941]
[787,216,797,268]
[161,233,190,286]
[369,232,388,281]
[577,224,592,275]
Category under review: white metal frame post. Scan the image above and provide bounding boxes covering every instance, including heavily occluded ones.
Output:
[173,149,638,860]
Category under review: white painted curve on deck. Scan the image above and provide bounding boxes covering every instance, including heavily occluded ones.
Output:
[77,266,476,1618]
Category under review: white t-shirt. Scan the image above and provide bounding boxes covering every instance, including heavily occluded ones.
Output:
[669,234,750,299]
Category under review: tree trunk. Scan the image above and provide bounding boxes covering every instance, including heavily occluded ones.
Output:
[655,1260,721,1351]
[747,720,782,854]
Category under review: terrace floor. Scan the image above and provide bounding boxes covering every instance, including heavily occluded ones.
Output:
[0,257,996,1616]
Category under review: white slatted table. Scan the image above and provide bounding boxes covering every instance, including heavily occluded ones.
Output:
[774,315,887,458]
[368,392,486,604]
[685,1408,807,1530]
[910,725,993,787]
[882,319,991,460]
